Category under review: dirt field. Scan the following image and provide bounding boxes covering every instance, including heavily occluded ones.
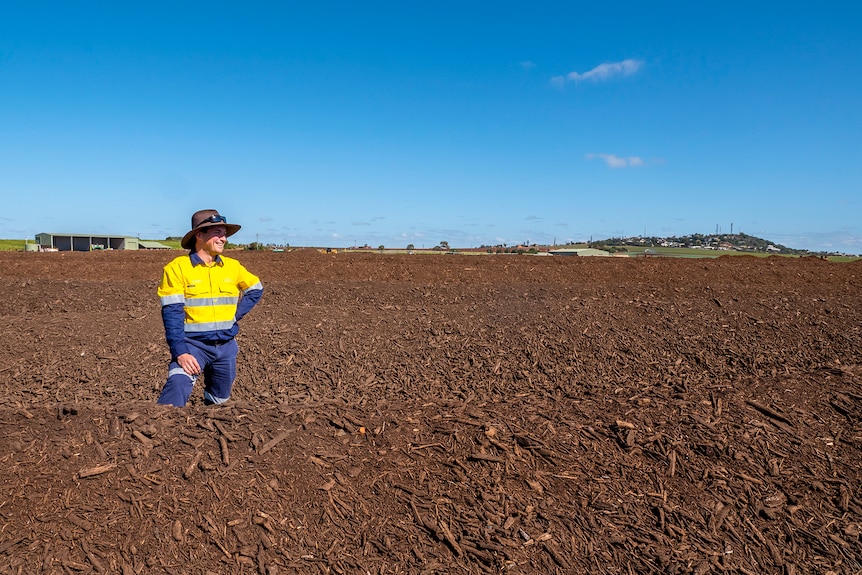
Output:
[0,250,860,574]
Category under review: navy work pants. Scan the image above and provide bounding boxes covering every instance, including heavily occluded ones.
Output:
[157,338,238,407]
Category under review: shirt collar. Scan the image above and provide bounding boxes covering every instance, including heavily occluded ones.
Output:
[190,252,223,266]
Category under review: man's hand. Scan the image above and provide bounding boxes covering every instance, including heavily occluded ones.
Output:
[177,353,201,376]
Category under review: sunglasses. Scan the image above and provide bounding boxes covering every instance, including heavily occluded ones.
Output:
[201,214,227,224]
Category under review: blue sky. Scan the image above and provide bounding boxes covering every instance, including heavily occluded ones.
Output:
[2,2,860,253]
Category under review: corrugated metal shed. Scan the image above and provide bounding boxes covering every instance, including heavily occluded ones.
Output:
[138,240,171,249]
[34,233,161,251]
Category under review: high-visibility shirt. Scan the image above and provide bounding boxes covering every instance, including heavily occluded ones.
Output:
[158,253,263,358]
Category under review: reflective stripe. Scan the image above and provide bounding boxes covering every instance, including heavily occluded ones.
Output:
[243,282,263,294]
[161,294,185,306]
[184,320,236,332]
[168,367,196,382]
[184,296,239,307]
[204,390,230,404]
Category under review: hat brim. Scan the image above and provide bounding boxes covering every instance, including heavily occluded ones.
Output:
[181,223,241,250]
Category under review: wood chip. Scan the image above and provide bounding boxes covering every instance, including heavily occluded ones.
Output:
[78,464,116,479]
[258,429,294,454]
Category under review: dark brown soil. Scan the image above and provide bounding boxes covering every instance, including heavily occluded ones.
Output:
[1,250,860,574]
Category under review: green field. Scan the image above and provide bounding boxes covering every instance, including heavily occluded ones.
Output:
[617,246,860,261]
[622,246,743,258]
[0,240,27,251]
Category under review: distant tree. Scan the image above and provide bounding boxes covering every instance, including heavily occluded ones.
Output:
[406,243,415,250]
[439,240,450,250]
[378,245,385,251]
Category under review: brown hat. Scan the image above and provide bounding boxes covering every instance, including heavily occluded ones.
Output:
[181,209,242,250]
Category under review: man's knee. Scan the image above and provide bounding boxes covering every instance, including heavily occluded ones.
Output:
[157,369,196,407]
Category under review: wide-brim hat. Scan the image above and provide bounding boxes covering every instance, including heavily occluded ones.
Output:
[181,209,241,250]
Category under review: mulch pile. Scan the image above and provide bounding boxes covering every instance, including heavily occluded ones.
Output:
[0,250,860,574]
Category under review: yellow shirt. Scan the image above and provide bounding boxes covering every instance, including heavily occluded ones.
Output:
[158,253,262,357]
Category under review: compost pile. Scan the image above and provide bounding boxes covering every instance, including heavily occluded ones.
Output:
[1,250,860,574]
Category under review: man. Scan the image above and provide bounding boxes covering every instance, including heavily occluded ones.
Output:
[156,209,263,407]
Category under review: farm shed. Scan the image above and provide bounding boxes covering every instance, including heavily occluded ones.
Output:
[138,240,171,250]
[34,233,170,251]
[548,248,611,257]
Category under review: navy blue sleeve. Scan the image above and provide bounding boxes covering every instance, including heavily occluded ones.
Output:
[161,302,189,359]
[236,285,263,322]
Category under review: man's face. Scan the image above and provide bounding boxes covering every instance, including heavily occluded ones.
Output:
[197,225,227,255]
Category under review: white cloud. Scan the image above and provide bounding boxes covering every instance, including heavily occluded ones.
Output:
[549,75,566,88]
[553,59,643,85]
[586,153,645,169]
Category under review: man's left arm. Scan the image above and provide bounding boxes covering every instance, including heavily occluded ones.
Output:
[235,266,263,321]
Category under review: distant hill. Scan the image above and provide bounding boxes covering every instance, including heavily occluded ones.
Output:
[589,233,821,255]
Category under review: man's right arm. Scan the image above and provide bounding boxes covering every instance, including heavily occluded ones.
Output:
[161,303,189,359]
[157,262,190,359]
